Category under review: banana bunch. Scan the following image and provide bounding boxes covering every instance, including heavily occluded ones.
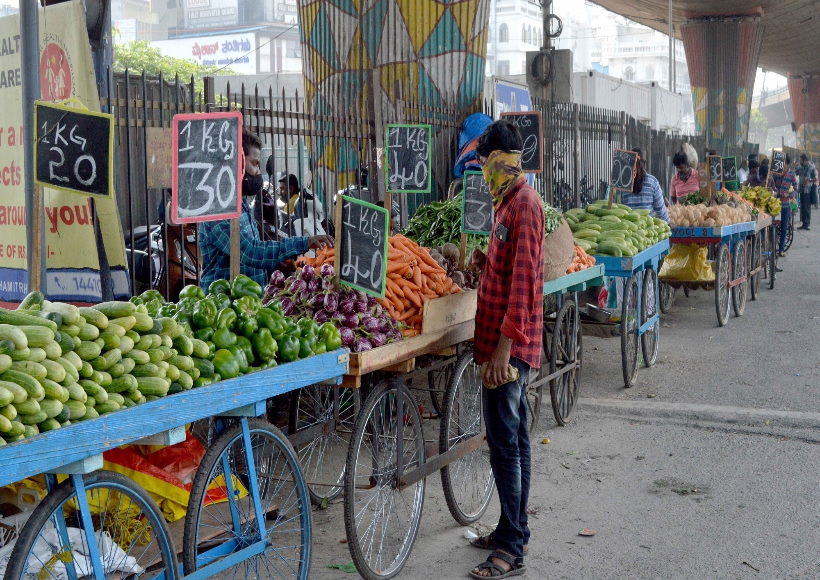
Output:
[740,186,781,217]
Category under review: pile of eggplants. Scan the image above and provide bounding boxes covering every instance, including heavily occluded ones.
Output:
[263,265,403,352]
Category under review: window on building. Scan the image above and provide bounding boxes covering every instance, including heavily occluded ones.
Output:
[522,25,528,43]
[497,60,510,76]
[499,23,509,43]
[624,66,635,81]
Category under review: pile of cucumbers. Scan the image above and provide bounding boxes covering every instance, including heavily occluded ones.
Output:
[564,201,672,258]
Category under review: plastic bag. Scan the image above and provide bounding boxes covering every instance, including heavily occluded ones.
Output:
[659,244,715,281]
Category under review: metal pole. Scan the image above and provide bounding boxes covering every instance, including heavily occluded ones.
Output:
[668,0,673,92]
[21,0,43,292]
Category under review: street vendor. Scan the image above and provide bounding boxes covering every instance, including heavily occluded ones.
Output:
[669,143,700,204]
[622,147,670,223]
[467,120,544,579]
[198,130,333,291]
[767,155,797,256]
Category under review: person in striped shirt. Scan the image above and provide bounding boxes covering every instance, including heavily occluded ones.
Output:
[621,147,670,223]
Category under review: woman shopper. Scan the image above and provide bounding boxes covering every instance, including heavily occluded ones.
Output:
[669,143,700,204]
[623,147,670,223]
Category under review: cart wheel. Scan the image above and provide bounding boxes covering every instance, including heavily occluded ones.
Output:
[784,219,794,252]
[290,385,360,505]
[749,234,761,300]
[620,275,639,387]
[427,365,449,416]
[183,418,311,579]
[549,300,581,425]
[440,351,494,525]
[768,228,777,290]
[6,471,178,580]
[659,282,675,313]
[344,379,425,580]
[714,243,731,326]
[640,269,660,368]
[732,241,748,317]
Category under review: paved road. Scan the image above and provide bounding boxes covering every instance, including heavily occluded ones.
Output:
[309,226,819,579]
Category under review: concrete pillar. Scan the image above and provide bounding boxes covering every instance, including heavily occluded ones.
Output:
[680,16,765,152]
[788,76,820,155]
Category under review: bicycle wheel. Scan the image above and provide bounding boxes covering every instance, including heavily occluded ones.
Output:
[731,241,748,317]
[183,418,311,579]
[640,269,660,368]
[714,243,731,326]
[440,352,494,525]
[784,219,794,252]
[6,471,177,580]
[659,282,675,313]
[426,365,448,416]
[344,379,425,580]
[289,384,360,505]
[749,234,761,301]
[549,299,581,425]
[620,275,639,387]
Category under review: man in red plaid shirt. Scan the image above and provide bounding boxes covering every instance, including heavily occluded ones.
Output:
[468,120,544,579]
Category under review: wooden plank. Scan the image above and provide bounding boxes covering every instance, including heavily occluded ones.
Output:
[422,290,477,334]
[229,219,240,280]
[383,359,415,373]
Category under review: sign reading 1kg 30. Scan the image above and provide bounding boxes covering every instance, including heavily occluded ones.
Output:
[34,101,114,198]
[385,123,431,194]
[339,195,389,298]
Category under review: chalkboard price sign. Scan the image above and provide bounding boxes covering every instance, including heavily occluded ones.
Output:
[500,111,542,173]
[771,150,786,176]
[339,195,389,297]
[172,111,242,223]
[34,101,114,198]
[385,124,432,194]
[722,156,737,183]
[707,155,723,184]
[461,171,493,235]
[610,149,638,192]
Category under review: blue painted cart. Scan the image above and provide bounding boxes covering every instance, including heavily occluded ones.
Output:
[1,350,349,580]
[663,221,756,327]
[528,265,606,428]
[593,239,670,388]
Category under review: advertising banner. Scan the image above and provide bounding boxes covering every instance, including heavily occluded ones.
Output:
[152,31,255,75]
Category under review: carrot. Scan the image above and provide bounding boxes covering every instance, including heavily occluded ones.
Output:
[412,265,423,288]
[387,278,405,299]
[402,328,420,337]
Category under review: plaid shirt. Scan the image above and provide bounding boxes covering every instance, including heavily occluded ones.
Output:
[198,199,308,290]
[769,170,797,203]
[474,181,544,368]
[621,174,670,223]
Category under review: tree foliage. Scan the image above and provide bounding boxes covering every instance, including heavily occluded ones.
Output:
[113,41,234,84]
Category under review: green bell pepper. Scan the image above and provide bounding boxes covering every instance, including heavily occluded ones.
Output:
[236,335,255,365]
[212,349,240,379]
[139,289,164,303]
[277,334,300,363]
[312,342,327,355]
[129,296,144,305]
[176,297,197,316]
[212,327,237,349]
[319,322,342,351]
[208,292,232,311]
[208,279,231,296]
[299,334,316,359]
[227,344,249,373]
[179,284,205,301]
[216,307,237,331]
[231,274,263,300]
[144,298,164,317]
[237,315,258,338]
[266,300,283,314]
[192,297,218,330]
[234,295,261,316]
[258,308,287,338]
[158,303,178,318]
[251,327,277,361]
[172,309,192,327]
[261,359,278,370]
[193,327,214,342]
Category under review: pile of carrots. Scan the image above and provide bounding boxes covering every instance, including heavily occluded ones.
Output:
[297,234,462,337]
[566,244,596,273]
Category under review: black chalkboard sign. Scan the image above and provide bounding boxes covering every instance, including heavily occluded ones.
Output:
[610,149,638,192]
[707,155,723,184]
[339,195,389,297]
[461,171,493,235]
[385,124,432,194]
[500,111,542,173]
[172,111,242,223]
[34,101,114,198]
[771,150,786,176]
[722,156,737,183]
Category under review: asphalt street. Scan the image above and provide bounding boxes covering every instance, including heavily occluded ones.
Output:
[309,225,819,580]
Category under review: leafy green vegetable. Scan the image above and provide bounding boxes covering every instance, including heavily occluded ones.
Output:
[543,201,562,235]
[403,195,488,254]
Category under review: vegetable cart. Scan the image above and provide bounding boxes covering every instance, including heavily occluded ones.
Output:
[528,265,605,428]
[663,221,756,327]
[587,240,670,388]
[0,351,348,580]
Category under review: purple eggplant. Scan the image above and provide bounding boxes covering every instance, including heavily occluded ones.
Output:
[300,265,315,282]
[306,278,320,293]
[354,337,373,352]
[288,278,307,295]
[281,301,297,317]
[269,270,286,289]
[339,327,356,348]
[363,316,381,333]
[323,292,339,313]
[342,313,359,329]
[313,310,330,324]
[339,299,355,314]
[353,300,368,314]
[320,263,335,278]
[369,332,387,348]
[309,293,326,309]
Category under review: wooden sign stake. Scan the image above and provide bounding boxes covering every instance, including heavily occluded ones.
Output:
[458,233,468,270]
[229,219,240,280]
[30,184,44,292]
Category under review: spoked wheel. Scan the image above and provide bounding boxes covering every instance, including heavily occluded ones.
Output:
[344,379,425,580]
[749,234,762,300]
[768,227,777,290]
[659,282,676,313]
[440,351,494,525]
[426,365,449,416]
[640,269,660,368]
[714,243,731,326]
[549,299,582,425]
[183,418,311,579]
[784,219,794,252]
[731,241,748,317]
[620,275,639,388]
[6,471,178,580]
[289,385,360,505]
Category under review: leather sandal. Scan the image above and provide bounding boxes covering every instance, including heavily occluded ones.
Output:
[469,550,526,579]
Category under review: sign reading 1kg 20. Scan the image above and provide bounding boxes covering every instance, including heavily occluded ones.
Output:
[34,101,115,198]
[172,111,242,223]
[385,124,431,194]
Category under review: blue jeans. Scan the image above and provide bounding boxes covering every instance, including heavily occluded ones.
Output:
[483,357,531,561]
[779,204,791,253]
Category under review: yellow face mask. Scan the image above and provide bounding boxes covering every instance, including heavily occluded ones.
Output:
[481,150,525,208]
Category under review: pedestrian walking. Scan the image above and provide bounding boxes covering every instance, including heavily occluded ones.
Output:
[795,154,817,230]
[467,120,544,579]
[768,155,797,256]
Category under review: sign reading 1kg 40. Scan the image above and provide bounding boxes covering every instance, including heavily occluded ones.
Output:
[385,124,431,194]
[338,195,389,298]
[34,101,114,198]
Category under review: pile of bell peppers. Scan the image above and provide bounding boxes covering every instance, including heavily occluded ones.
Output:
[132,275,342,382]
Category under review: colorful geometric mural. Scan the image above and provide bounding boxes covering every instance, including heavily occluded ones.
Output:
[788,76,820,155]
[297,0,491,191]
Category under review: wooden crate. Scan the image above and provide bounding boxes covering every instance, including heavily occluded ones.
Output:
[421,289,477,334]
